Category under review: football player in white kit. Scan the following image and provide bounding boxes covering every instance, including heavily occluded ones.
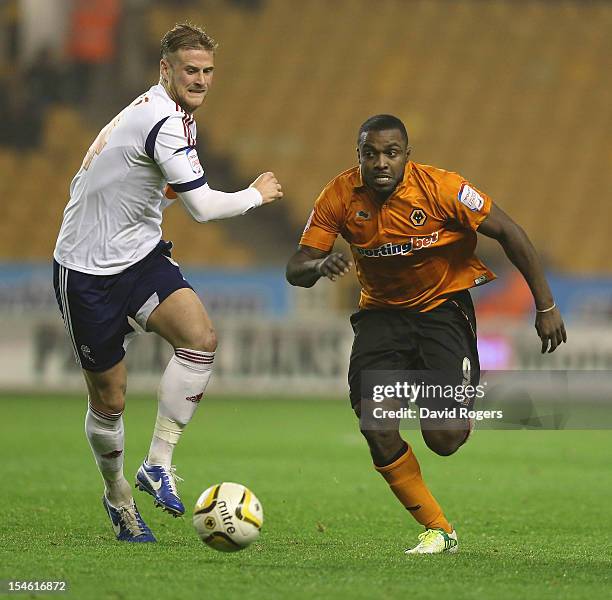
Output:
[53,23,282,542]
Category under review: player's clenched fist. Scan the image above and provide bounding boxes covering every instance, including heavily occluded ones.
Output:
[316,252,353,282]
[250,172,283,204]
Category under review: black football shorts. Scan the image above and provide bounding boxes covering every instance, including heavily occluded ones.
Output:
[348,290,480,410]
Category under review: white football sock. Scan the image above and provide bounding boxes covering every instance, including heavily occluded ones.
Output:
[147,348,214,467]
[85,402,132,506]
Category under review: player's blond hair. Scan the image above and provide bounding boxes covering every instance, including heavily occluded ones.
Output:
[160,23,217,58]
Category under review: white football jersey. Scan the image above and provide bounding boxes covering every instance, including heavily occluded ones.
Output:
[54,84,206,275]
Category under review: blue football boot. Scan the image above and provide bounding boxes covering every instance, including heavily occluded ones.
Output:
[102,495,156,542]
[135,459,185,517]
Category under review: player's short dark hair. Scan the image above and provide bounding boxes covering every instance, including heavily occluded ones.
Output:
[358,114,408,146]
[161,23,218,58]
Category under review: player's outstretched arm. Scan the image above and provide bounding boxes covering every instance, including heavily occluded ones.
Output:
[286,245,353,288]
[175,172,282,223]
[477,203,567,353]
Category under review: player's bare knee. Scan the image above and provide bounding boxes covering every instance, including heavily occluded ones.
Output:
[201,326,217,352]
[429,442,459,457]
[177,325,217,353]
[89,386,125,414]
[424,441,455,457]
[423,430,463,457]
[86,374,126,414]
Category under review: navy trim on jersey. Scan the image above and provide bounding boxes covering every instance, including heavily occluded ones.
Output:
[170,174,207,192]
[173,145,195,155]
[145,116,171,160]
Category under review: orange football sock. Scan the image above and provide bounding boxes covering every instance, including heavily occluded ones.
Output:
[375,445,452,533]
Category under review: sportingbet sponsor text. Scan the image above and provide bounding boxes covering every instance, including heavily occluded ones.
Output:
[356,231,439,258]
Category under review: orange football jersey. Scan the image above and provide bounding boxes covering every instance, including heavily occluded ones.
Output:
[300,161,496,311]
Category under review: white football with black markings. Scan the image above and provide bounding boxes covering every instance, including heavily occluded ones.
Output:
[193,482,263,552]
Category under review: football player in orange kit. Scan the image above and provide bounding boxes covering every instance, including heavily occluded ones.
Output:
[286,114,566,554]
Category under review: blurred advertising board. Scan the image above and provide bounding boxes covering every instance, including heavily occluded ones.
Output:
[0,265,610,393]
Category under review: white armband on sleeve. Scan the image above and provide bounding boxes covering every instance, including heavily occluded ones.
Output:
[177,183,263,223]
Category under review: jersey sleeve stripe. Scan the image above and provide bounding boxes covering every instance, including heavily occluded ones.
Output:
[145,116,171,160]
[181,111,195,147]
[171,174,207,192]
[172,145,195,155]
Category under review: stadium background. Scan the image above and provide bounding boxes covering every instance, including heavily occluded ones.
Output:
[1,0,611,394]
[1,2,611,598]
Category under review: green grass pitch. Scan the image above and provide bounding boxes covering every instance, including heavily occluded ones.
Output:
[2,394,611,599]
